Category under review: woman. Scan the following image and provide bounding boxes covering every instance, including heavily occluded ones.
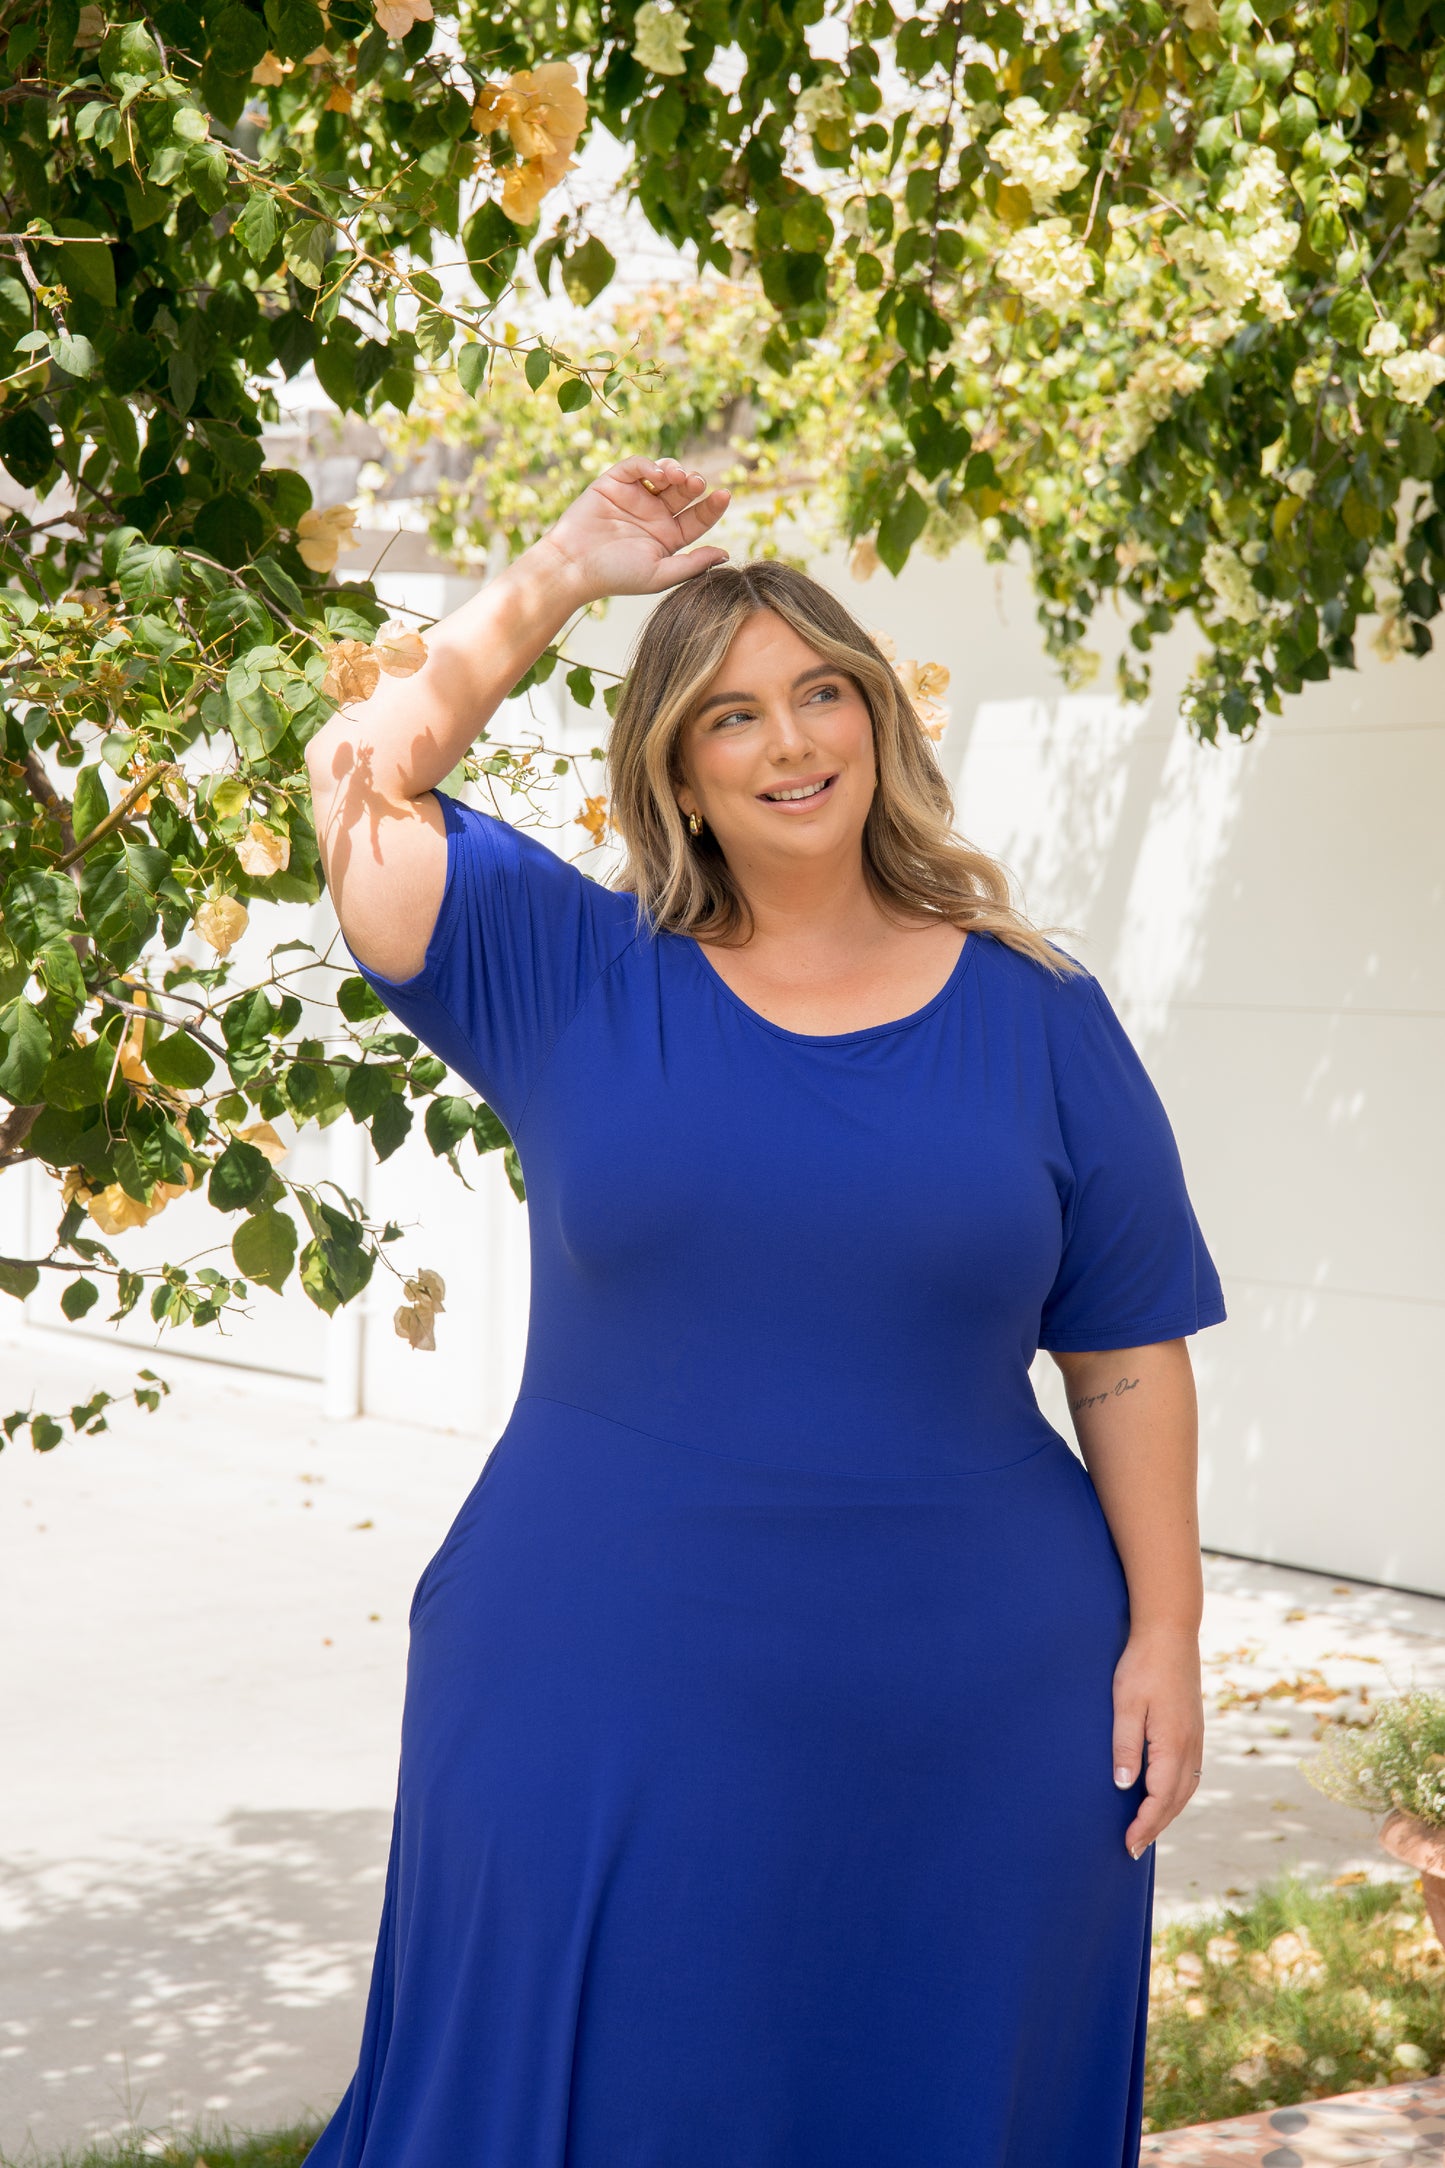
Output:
[304,455,1226,2167]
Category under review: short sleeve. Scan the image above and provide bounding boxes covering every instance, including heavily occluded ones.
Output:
[345,790,640,1136]
[1038,977,1227,1353]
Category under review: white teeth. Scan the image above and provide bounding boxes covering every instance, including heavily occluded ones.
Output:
[764,778,832,802]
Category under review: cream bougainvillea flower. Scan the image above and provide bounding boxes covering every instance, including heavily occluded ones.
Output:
[194,895,249,957]
[848,537,880,582]
[375,623,429,676]
[73,5,106,49]
[325,80,354,112]
[472,62,586,224]
[575,794,609,846]
[86,1164,196,1236]
[633,1,691,75]
[251,50,286,83]
[321,639,382,704]
[238,1121,288,1165]
[1382,348,1445,404]
[374,0,431,41]
[897,658,951,740]
[296,503,360,574]
[234,820,291,877]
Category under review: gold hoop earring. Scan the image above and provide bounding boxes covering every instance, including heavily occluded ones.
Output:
[687,811,703,837]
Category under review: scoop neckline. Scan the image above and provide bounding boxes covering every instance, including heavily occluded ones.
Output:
[680,928,979,1045]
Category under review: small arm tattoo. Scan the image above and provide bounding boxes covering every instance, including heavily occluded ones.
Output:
[1070,1374,1140,1414]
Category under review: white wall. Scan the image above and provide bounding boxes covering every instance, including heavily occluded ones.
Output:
[5,541,1438,1597]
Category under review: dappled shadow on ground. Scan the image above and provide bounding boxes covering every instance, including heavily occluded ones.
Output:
[0,1809,389,2162]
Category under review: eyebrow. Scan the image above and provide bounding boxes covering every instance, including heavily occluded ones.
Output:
[694,664,842,716]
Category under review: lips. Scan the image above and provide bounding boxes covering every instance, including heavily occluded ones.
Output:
[757,773,838,805]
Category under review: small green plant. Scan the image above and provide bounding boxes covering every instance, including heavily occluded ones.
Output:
[1144,1872,1444,2132]
[1302,1688,1445,1834]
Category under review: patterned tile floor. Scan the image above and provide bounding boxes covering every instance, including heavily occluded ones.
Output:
[1141,2076,1445,2164]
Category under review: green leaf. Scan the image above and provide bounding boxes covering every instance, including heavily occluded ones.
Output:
[456,342,488,397]
[424,1094,475,1155]
[0,410,55,490]
[73,762,111,843]
[525,345,552,391]
[43,1038,113,1111]
[560,236,617,307]
[209,3,271,73]
[0,998,52,1104]
[264,0,326,62]
[0,1260,40,1302]
[53,224,116,309]
[565,664,595,707]
[236,189,281,264]
[254,553,306,615]
[146,1030,216,1090]
[557,377,593,413]
[61,1277,100,1320]
[231,1206,297,1291]
[876,482,928,576]
[49,331,96,380]
[207,1136,273,1212]
[117,541,182,604]
[3,870,78,958]
[370,1089,413,1160]
[283,219,329,291]
[337,974,387,1021]
[1329,289,1375,349]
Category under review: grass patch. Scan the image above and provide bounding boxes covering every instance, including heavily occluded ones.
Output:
[2,1879,1439,2159]
[1146,1870,1445,2132]
[0,2129,322,2168]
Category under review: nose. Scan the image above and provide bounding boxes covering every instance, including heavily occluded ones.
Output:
[762,702,817,760]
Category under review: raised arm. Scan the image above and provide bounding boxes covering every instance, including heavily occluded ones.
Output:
[306,457,731,983]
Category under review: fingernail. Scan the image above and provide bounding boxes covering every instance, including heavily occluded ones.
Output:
[1114,1766,1132,1787]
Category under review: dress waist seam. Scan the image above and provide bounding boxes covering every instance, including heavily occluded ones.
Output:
[511,1390,1067,1485]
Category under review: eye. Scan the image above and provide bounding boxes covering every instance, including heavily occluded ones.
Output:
[806,682,843,705]
[712,708,753,729]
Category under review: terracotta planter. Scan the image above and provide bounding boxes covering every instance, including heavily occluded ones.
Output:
[1380,1808,1445,1947]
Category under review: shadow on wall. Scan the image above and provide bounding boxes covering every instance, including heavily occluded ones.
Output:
[0,1809,388,2159]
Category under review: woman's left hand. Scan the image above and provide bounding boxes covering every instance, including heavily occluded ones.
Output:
[1111,1623,1205,1860]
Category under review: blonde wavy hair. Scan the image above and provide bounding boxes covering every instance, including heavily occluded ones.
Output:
[605,560,1086,979]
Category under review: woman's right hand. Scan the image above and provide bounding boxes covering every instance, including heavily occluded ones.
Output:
[536,456,732,603]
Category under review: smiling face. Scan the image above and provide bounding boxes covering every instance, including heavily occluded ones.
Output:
[674,609,877,873]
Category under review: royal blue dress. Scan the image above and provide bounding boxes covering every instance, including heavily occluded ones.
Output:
[306,791,1226,2168]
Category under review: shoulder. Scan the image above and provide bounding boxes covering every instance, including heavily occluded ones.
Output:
[971,929,1101,1067]
[438,792,642,935]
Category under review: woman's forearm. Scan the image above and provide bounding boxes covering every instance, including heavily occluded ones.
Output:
[1054,1340,1204,1640]
[307,537,592,809]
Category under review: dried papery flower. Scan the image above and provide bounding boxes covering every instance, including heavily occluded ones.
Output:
[374,0,431,39]
[321,639,382,704]
[251,50,286,83]
[575,794,608,844]
[86,1163,196,1235]
[234,820,291,877]
[395,1267,445,1351]
[325,80,354,112]
[194,895,249,957]
[238,1121,288,1165]
[848,537,880,582]
[296,503,360,574]
[375,624,428,676]
[471,62,586,224]
[73,5,106,48]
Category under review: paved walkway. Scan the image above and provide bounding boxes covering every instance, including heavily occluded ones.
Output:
[3,1332,1443,2160]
